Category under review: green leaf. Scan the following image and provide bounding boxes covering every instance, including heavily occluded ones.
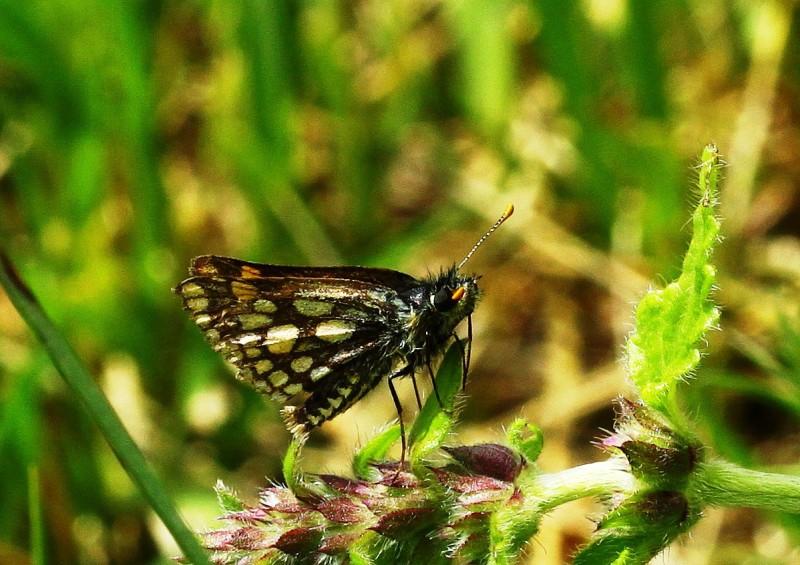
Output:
[283,436,320,499]
[505,418,544,463]
[573,490,695,565]
[28,466,45,565]
[624,144,721,417]
[348,531,394,565]
[353,424,402,479]
[214,480,245,513]
[408,342,464,463]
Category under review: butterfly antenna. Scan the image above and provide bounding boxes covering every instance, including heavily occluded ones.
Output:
[456,203,514,271]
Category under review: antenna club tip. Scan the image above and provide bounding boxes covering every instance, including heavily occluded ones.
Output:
[455,204,514,271]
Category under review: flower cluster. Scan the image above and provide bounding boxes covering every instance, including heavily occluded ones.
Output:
[199,442,530,564]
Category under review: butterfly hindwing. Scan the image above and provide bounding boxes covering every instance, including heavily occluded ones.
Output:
[174,256,418,432]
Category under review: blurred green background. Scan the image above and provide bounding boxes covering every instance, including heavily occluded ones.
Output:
[2,0,800,563]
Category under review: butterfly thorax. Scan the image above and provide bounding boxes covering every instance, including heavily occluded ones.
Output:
[396,267,480,368]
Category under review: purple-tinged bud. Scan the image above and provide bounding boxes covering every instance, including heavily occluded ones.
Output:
[318,474,373,496]
[618,439,695,482]
[202,525,274,551]
[432,468,512,509]
[196,434,538,564]
[371,507,440,539]
[273,526,324,555]
[223,508,269,524]
[318,533,361,555]
[443,443,525,481]
[601,434,624,450]
[259,486,306,513]
[315,497,366,523]
[373,462,420,487]
[605,398,698,487]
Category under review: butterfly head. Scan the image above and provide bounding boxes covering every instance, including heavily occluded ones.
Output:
[425,268,480,324]
[432,203,514,322]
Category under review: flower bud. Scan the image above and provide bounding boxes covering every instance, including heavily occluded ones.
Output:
[443,443,525,482]
[604,399,698,488]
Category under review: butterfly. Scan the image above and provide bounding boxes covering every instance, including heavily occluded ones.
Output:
[174,204,513,458]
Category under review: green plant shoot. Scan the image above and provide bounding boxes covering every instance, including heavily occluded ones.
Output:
[624,144,721,419]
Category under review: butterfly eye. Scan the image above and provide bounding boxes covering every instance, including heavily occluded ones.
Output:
[432,287,463,312]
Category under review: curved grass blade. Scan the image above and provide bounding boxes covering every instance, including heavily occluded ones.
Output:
[0,251,211,565]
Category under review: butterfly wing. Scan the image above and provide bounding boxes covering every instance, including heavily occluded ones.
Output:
[188,255,420,292]
[174,255,420,433]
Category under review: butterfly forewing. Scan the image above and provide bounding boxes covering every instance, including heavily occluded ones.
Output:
[189,255,421,291]
[174,255,421,433]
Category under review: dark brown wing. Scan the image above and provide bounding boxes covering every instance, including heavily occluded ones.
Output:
[174,255,418,434]
[189,255,420,292]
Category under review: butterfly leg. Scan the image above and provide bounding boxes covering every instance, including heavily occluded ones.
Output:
[410,372,423,411]
[465,314,473,387]
[387,364,412,472]
[453,313,473,390]
[426,360,453,416]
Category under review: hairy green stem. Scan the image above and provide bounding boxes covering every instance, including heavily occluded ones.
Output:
[535,459,634,511]
[691,459,800,513]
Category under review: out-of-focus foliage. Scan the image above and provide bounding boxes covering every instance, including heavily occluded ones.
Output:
[1,1,800,563]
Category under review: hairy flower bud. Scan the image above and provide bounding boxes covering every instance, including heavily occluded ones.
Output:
[196,441,531,564]
[443,443,525,482]
[603,399,699,489]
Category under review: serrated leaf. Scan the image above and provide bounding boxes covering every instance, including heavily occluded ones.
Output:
[214,480,245,513]
[625,144,721,415]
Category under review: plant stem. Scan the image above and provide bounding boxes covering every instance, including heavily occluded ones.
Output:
[691,459,800,513]
[534,459,635,511]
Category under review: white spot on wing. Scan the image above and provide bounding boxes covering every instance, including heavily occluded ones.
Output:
[310,366,331,382]
[186,297,209,312]
[294,299,334,316]
[254,299,277,314]
[179,282,205,297]
[238,313,272,330]
[255,358,273,374]
[245,347,262,358]
[194,314,213,327]
[230,333,262,346]
[284,383,303,395]
[315,320,356,343]
[266,324,299,354]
